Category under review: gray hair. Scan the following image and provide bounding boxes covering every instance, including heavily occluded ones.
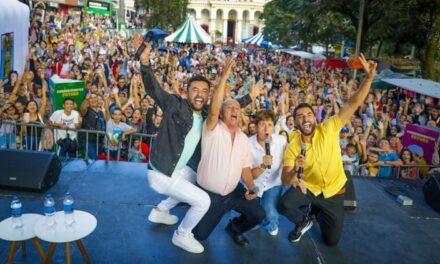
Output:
[220,98,239,113]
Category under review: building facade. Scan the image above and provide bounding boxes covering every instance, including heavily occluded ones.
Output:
[188,0,271,44]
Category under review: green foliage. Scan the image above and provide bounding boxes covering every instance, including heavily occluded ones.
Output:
[263,0,355,48]
[262,0,440,79]
[140,0,189,31]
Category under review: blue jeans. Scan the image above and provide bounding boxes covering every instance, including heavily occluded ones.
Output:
[86,143,98,160]
[260,185,283,232]
[0,133,16,149]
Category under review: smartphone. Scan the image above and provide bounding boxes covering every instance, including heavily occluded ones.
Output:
[24,113,30,123]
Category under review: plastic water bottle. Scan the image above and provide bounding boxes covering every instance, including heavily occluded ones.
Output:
[10,196,23,229]
[44,194,56,227]
[63,192,75,226]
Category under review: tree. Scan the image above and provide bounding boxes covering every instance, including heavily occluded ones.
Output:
[262,0,354,51]
[140,0,188,31]
[262,0,440,80]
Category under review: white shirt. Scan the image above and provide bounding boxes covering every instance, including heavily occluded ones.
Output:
[275,116,295,135]
[49,110,80,141]
[249,134,287,197]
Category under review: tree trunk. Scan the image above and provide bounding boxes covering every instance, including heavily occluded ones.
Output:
[420,1,440,80]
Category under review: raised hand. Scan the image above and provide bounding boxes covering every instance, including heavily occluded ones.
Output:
[133,33,150,66]
[222,57,235,79]
[250,79,264,101]
[359,53,377,80]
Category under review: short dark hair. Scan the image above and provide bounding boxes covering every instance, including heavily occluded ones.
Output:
[112,107,123,114]
[187,75,210,89]
[63,97,74,104]
[255,109,275,124]
[346,143,356,149]
[293,103,315,118]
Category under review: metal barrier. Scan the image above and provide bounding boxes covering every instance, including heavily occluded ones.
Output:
[356,163,440,180]
[0,120,154,162]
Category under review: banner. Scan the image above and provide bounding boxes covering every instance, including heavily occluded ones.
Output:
[49,76,85,111]
[0,32,14,80]
[85,0,112,16]
[402,124,440,165]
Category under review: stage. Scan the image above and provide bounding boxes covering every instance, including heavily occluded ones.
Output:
[1,160,439,264]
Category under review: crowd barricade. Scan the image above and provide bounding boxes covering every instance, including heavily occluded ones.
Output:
[356,163,440,180]
[0,120,154,162]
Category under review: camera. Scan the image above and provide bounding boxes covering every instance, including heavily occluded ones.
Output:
[134,32,153,60]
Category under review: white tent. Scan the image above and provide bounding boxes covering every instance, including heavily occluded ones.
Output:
[0,0,29,79]
[279,49,326,61]
[242,32,272,48]
[382,78,440,99]
[165,16,211,44]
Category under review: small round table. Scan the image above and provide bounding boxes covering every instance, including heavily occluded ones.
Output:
[34,210,97,264]
[0,213,46,264]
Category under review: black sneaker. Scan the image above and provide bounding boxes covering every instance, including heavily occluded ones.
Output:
[288,217,313,243]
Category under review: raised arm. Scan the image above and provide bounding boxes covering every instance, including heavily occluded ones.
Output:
[104,93,110,121]
[38,72,48,118]
[134,34,177,111]
[338,54,377,125]
[206,58,234,131]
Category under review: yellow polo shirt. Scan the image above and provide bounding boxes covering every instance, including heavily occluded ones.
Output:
[284,115,347,198]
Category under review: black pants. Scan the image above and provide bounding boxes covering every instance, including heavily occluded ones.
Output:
[277,187,345,246]
[193,183,266,241]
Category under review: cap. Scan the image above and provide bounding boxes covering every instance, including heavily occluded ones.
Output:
[341,127,349,133]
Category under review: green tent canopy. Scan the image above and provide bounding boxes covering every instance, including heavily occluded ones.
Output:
[165,16,212,44]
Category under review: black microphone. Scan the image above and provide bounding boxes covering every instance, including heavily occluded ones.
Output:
[264,133,271,169]
[297,143,306,179]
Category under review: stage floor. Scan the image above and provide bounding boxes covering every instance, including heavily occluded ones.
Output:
[1,160,439,264]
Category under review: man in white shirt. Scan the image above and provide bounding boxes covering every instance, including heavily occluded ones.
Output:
[48,98,82,157]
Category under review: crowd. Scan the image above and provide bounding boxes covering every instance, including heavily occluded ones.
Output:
[0,7,439,179]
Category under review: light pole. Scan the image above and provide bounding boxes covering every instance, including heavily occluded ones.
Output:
[353,0,365,79]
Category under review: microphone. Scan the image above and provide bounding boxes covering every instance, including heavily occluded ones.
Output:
[297,143,306,179]
[264,133,271,169]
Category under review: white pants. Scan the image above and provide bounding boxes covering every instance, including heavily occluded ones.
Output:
[147,166,210,235]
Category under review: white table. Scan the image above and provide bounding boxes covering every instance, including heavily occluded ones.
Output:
[34,210,97,264]
[0,213,46,264]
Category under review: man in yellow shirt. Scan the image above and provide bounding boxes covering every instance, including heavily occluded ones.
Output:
[278,54,377,246]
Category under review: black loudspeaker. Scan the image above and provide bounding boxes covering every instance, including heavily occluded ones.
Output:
[0,149,61,192]
[344,171,357,210]
[423,175,440,213]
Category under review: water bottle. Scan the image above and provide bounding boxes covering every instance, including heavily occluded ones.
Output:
[10,196,23,229]
[63,192,75,226]
[44,194,56,227]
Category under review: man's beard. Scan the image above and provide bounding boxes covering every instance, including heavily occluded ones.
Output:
[298,122,316,136]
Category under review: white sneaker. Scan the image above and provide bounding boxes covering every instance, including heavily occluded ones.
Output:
[148,208,178,225]
[172,231,204,254]
[268,227,279,236]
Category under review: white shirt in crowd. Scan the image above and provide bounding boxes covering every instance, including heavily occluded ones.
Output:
[342,154,359,176]
[249,134,287,197]
[49,110,80,141]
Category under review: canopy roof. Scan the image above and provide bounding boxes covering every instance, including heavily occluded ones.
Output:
[165,17,211,44]
[279,49,326,61]
[382,78,440,99]
[242,32,272,48]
